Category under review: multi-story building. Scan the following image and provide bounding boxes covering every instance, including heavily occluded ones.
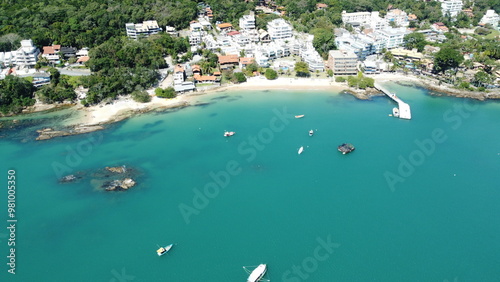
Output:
[376,27,408,50]
[341,11,372,26]
[479,10,500,29]
[267,19,293,40]
[42,44,61,63]
[2,40,38,68]
[173,64,185,85]
[239,13,256,30]
[328,50,358,75]
[438,0,463,18]
[125,20,162,39]
[385,9,409,27]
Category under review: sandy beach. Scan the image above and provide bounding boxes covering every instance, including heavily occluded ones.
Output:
[23,72,500,140]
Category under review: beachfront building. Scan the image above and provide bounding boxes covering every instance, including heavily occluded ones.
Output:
[173,64,186,85]
[376,27,408,50]
[438,0,463,18]
[328,50,358,75]
[218,54,239,69]
[0,39,40,69]
[239,13,256,30]
[479,10,500,29]
[385,9,409,27]
[267,19,293,40]
[125,20,162,39]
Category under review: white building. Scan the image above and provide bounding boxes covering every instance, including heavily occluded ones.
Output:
[479,10,500,29]
[342,11,387,30]
[385,9,409,27]
[267,19,293,40]
[0,39,40,68]
[341,11,372,25]
[239,13,256,30]
[438,0,463,18]
[125,20,162,39]
[376,27,408,50]
[173,64,185,85]
[189,31,203,46]
[328,50,358,75]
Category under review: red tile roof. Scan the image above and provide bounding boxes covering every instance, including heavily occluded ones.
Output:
[218,55,239,64]
[217,23,233,29]
[239,57,255,65]
[77,56,89,63]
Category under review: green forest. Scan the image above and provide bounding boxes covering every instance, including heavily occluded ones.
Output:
[0,0,499,114]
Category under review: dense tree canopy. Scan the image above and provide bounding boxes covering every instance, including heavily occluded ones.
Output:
[433,47,464,74]
[0,76,35,114]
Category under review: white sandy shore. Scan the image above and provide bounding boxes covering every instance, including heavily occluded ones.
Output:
[224,76,350,91]
[75,95,189,126]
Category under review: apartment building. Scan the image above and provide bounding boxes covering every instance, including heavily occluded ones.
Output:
[267,19,293,40]
[438,0,463,18]
[239,14,256,30]
[479,10,500,29]
[328,50,358,75]
[125,20,162,39]
[385,9,409,27]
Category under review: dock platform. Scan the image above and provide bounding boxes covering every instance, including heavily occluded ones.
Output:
[374,82,411,120]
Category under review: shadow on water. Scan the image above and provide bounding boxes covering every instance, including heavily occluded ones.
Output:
[142,120,164,129]
[193,102,214,108]
[209,113,218,117]
[211,95,229,101]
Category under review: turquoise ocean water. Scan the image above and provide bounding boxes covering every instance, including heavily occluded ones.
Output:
[1,82,499,281]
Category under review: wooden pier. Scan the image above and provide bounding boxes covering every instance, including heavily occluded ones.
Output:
[374,82,411,120]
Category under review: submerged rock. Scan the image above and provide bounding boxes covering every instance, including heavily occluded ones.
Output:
[60,174,77,183]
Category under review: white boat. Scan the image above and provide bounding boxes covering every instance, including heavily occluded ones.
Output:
[392,107,400,117]
[224,131,235,137]
[309,129,314,136]
[298,146,304,154]
[246,264,267,282]
[295,114,305,118]
[157,244,173,256]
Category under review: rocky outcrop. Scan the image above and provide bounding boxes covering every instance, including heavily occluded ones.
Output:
[35,125,104,141]
[103,178,136,191]
[105,166,127,173]
[36,128,71,140]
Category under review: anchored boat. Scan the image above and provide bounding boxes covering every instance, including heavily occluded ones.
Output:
[295,115,305,118]
[309,129,314,136]
[224,131,235,137]
[244,264,267,282]
[157,244,173,256]
[298,146,304,154]
[338,143,355,154]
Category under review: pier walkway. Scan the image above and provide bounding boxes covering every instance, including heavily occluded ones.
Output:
[374,82,411,120]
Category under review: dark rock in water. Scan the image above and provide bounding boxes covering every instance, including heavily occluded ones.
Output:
[103,178,136,191]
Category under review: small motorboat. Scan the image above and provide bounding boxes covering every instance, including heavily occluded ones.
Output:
[295,115,305,118]
[224,131,235,137]
[392,107,399,117]
[298,146,304,154]
[309,129,314,136]
[245,264,267,282]
[157,244,173,256]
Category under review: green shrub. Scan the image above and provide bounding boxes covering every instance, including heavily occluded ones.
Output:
[234,72,247,83]
[155,87,176,98]
[335,76,346,82]
[265,69,278,80]
[131,90,151,103]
